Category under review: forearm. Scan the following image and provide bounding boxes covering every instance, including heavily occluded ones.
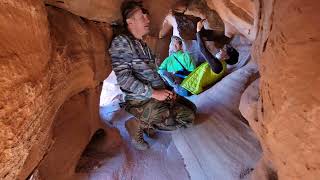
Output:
[196,32,223,74]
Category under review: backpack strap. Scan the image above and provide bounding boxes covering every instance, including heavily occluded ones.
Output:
[173,54,187,71]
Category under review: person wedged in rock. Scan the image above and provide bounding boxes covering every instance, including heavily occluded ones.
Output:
[109,1,196,150]
[180,20,239,95]
[158,36,195,96]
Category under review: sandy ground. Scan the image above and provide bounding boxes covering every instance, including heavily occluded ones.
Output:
[86,104,190,180]
[172,63,261,180]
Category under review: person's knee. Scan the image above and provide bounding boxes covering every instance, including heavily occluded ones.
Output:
[187,108,196,124]
[143,101,170,123]
[177,96,197,112]
[175,105,196,125]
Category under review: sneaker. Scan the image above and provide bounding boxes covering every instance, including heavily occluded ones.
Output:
[125,119,149,150]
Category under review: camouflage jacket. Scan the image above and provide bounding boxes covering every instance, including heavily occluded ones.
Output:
[109,34,165,101]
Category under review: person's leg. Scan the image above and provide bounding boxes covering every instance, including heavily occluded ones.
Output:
[125,118,149,150]
[139,99,177,131]
[172,96,196,127]
[125,100,154,150]
[158,70,190,96]
[140,97,196,129]
[125,99,176,150]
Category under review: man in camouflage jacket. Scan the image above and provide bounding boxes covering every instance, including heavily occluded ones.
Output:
[109,1,196,150]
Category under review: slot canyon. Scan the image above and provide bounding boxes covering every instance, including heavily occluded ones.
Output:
[0,0,319,180]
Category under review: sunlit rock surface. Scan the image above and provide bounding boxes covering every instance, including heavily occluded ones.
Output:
[44,0,123,22]
[253,0,320,179]
[0,1,51,179]
[239,79,260,134]
[173,63,262,180]
[205,0,258,41]
[0,2,112,179]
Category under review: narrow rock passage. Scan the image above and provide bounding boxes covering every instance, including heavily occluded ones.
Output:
[86,35,261,180]
[173,63,261,180]
[87,64,261,180]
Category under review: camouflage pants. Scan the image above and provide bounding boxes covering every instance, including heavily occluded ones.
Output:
[125,96,196,131]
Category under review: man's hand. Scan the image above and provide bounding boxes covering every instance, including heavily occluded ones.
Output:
[152,89,176,101]
[197,19,206,32]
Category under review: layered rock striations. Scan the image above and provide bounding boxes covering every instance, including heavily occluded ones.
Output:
[253,0,320,179]
[0,1,112,179]
[1,0,320,179]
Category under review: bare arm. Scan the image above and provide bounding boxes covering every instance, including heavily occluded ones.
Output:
[159,13,174,39]
[197,20,223,74]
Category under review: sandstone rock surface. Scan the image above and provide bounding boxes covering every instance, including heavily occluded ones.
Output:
[253,0,320,179]
[1,0,320,180]
[206,0,320,178]
[0,1,51,179]
[45,0,178,36]
[205,0,258,41]
[239,79,260,137]
[0,2,112,179]
[44,0,123,23]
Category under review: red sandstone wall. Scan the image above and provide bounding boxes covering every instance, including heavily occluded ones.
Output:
[205,0,320,179]
[205,0,258,41]
[0,1,51,179]
[253,0,320,179]
[0,1,112,179]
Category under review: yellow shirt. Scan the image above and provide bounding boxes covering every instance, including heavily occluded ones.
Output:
[181,61,226,95]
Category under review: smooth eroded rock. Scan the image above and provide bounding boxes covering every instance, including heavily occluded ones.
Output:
[44,0,123,23]
[239,79,260,137]
[253,0,320,179]
[205,0,258,41]
[0,1,50,179]
[0,2,112,179]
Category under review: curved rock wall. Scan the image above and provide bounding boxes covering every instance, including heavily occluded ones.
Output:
[0,1,112,179]
[0,1,51,179]
[44,0,123,22]
[253,0,320,179]
[205,0,258,41]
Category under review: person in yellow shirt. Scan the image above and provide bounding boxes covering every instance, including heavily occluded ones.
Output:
[181,20,239,95]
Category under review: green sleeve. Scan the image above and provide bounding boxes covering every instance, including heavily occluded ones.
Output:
[158,57,169,70]
[185,53,196,71]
